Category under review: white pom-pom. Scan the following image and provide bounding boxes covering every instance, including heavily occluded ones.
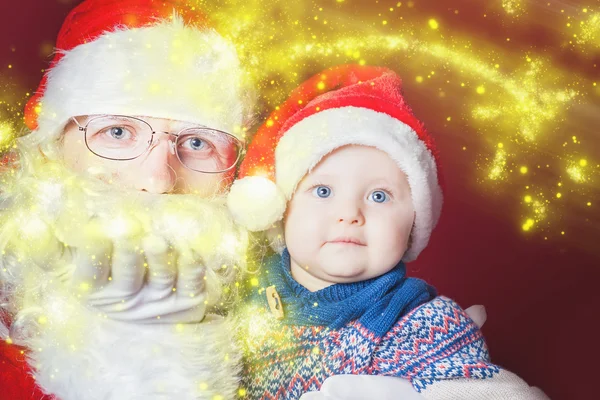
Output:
[227,176,287,231]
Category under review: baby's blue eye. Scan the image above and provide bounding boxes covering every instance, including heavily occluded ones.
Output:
[369,190,389,203]
[312,186,332,198]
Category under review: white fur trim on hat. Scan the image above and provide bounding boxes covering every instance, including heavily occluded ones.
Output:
[228,176,287,232]
[36,17,245,141]
[274,106,443,261]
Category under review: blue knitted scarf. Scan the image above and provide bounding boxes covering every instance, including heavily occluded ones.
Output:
[261,249,437,337]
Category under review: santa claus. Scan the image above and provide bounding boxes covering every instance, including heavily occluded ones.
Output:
[1,0,250,399]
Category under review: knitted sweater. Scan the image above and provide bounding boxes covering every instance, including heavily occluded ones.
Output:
[239,251,547,400]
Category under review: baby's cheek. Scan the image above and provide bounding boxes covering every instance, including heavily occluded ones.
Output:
[292,212,318,238]
[289,212,321,252]
[371,223,408,259]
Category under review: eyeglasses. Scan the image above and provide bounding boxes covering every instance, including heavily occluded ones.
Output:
[71,115,244,174]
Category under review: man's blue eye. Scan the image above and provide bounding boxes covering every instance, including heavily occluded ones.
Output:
[312,186,332,198]
[188,136,206,150]
[369,190,389,203]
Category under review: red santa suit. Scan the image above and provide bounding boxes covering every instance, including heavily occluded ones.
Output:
[0,340,52,400]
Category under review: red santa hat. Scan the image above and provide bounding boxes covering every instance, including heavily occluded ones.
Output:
[24,0,245,140]
[228,64,443,261]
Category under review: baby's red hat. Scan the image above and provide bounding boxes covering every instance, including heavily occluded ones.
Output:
[228,64,443,261]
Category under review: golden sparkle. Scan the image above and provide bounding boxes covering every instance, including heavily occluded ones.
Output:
[0,0,597,241]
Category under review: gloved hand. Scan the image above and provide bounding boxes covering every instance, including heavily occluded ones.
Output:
[299,375,426,400]
[64,234,208,324]
[465,304,487,328]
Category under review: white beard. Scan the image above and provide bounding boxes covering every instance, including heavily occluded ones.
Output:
[0,160,248,400]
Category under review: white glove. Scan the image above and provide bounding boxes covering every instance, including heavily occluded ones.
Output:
[63,235,208,324]
[299,305,487,400]
[299,375,426,400]
[464,304,487,328]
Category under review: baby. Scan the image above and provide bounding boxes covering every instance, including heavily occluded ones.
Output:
[228,65,547,400]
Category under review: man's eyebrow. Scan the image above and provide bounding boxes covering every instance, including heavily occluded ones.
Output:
[174,121,207,129]
[105,116,136,122]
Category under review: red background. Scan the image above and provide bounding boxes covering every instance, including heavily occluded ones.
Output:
[1,1,598,399]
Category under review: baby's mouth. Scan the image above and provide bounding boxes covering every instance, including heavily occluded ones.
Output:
[327,237,366,246]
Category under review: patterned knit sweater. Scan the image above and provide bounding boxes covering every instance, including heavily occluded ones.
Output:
[238,251,548,400]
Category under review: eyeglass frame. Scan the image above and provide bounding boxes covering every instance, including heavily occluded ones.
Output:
[70,114,245,174]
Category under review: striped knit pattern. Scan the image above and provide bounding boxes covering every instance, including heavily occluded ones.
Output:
[240,297,501,400]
